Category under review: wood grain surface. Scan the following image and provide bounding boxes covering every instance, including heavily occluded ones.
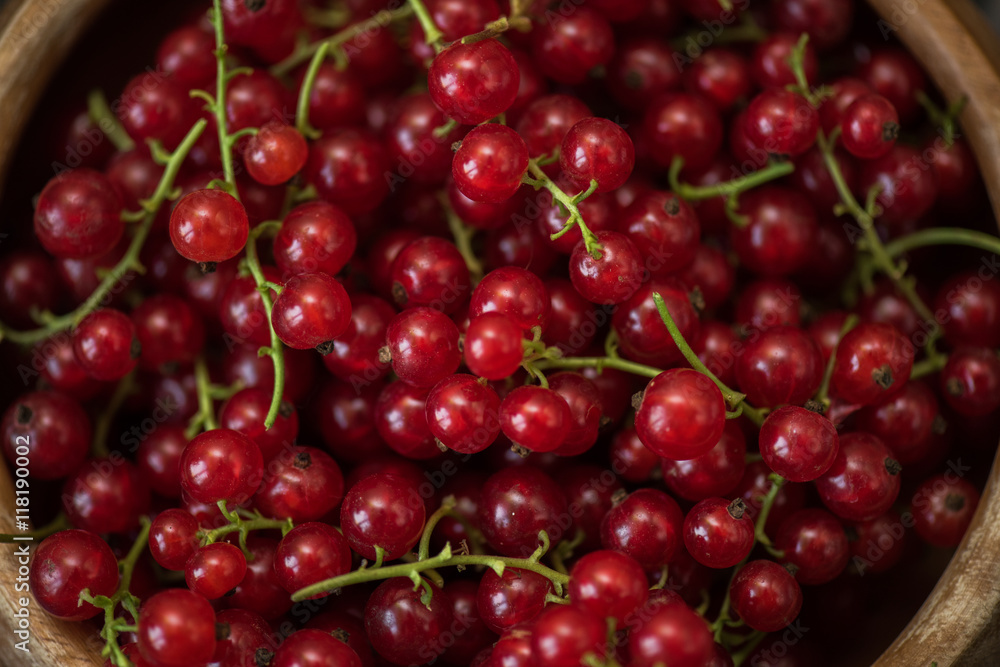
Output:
[1,1,999,666]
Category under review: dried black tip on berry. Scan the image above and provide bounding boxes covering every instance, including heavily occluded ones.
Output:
[884,458,902,475]
[727,498,747,520]
[216,622,231,641]
[624,69,643,90]
[435,438,449,452]
[932,415,947,435]
[199,261,217,274]
[663,196,681,215]
[944,493,966,512]
[872,364,893,389]
[783,562,800,577]
[631,390,644,410]
[611,488,628,506]
[130,338,142,360]
[883,121,900,142]
[688,287,706,314]
[599,415,612,429]
[293,451,312,469]
[244,0,266,11]
[844,525,859,542]
[510,443,531,458]
[278,400,294,418]
[160,360,180,376]
[804,399,826,414]
[331,628,350,643]
[315,340,335,356]
[15,404,32,425]
[378,346,392,364]
[391,281,408,307]
[945,377,964,397]
[254,648,274,667]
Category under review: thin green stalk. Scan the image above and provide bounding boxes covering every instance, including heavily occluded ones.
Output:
[0,119,207,345]
[271,5,415,77]
[911,355,948,379]
[202,515,293,546]
[409,0,444,52]
[440,193,484,282]
[91,371,137,458]
[209,0,239,197]
[814,315,859,408]
[244,221,285,429]
[186,357,219,438]
[0,513,69,543]
[418,498,457,561]
[522,161,602,258]
[532,355,662,379]
[87,89,134,152]
[885,227,1000,259]
[296,41,330,140]
[668,156,794,202]
[754,474,786,556]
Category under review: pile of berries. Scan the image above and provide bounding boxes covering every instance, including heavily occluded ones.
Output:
[2,0,1000,665]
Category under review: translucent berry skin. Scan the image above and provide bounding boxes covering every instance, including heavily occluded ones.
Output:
[731,186,818,278]
[184,542,247,600]
[219,537,292,621]
[271,272,352,350]
[452,124,529,204]
[62,458,149,534]
[500,385,571,453]
[428,38,519,125]
[73,308,140,381]
[568,550,648,624]
[857,144,938,226]
[149,509,201,571]
[131,294,205,371]
[661,421,747,501]
[744,89,819,157]
[303,129,390,216]
[374,381,440,460]
[156,26,216,88]
[729,560,803,632]
[775,508,850,585]
[426,373,501,454]
[274,522,353,598]
[617,190,700,276]
[613,280,699,368]
[219,387,298,462]
[219,268,280,348]
[138,589,217,667]
[515,94,592,167]
[643,92,723,172]
[683,497,755,569]
[476,566,553,634]
[30,529,119,621]
[815,432,901,522]
[478,466,569,558]
[635,369,726,461]
[941,347,1000,417]
[169,188,249,263]
[243,123,308,185]
[34,169,124,259]
[628,603,716,667]
[390,236,471,313]
[254,446,345,522]
[841,94,899,159]
[273,200,356,279]
[386,307,462,388]
[340,472,426,561]
[569,231,644,305]
[549,373,603,455]
[831,322,914,406]
[560,117,635,193]
[470,267,551,333]
[365,577,452,666]
[759,406,839,482]
[272,628,363,667]
[464,312,524,380]
[530,604,607,667]
[1,391,91,480]
[600,488,684,569]
[911,473,981,548]
[180,428,264,505]
[531,6,614,85]
[933,270,1000,349]
[734,325,824,408]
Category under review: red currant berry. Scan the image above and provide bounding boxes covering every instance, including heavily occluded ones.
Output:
[426,373,501,454]
[452,124,529,204]
[499,385,571,454]
[0,251,58,328]
[841,93,899,159]
[515,94,592,168]
[731,186,818,278]
[428,38,519,125]
[855,380,939,465]
[613,280,699,368]
[156,25,216,89]
[180,428,264,505]
[34,169,123,259]
[933,270,1000,348]
[476,566,553,634]
[220,537,292,621]
[610,427,666,484]
[683,497,755,569]
[243,123,308,185]
[390,236,471,313]
[138,589,216,667]
[831,322,914,406]
[662,421,747,501]
[73,308,140,381]
[549,372,603,456]
[729,560,802,632]
[775,508,850,585]
[530,604,607,667]
[62,458,149,534]
[601,488,684,569]
[274,522,353,598]
[628,603,716,667]
[759,406,839,482]
[30,529,119,621]
[341,472,426,561]
[303,129,390,216]
[856,47,926,122]
[149,509,200,571]
[365,577,451,666]
[1,391,90,480]
[857,145,938,227]
[735,278,802,333]
[682,47,751,111]
[941,347,1000,417]
[569,550,649,624]
[169,188,249,264]
[271,628,363,667]
[185,542,247,600]
[322,294,395,384]
[385,307,462,388]
[635,369,726,461]
[131,294,205,371]
[608,37,682,110]
[569,230,644,305]
[771,0,853,50]
[643,92,723,172]
[271,272,352,351]
[470,266,551,333]
[735,325,824,408]
[911,473,980,548]
[559,117,634,193]
[464,312,524,380]
[618,190,700,275]
[744,89,819,157]
[531,6,614,84]
[137,424,188,498]
[815,432,902,522]
[374,381,440,459]
[219,387,298,462]
[478,466,568,558]
[751,33,817,89]
[117,74,195,150]
[254,446,345,522]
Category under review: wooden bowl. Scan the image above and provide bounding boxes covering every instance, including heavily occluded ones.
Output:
[1,1,999,665]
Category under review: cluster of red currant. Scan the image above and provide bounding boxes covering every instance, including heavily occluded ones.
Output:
[2,0,1000,665]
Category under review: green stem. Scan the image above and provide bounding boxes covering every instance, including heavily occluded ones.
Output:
[210,0,239,197]
[244,221,286,429]
[441,193,484,282]
[885,227,1000,259]
[915,90,967,146]
[911,354,948,379]
[409,0,444,52]
[271,5,415,77]
[651,292,765,425]
[91,371,136,458]
[291,543,570,602]
[87,89,134,153]
[731,631,768,666]
[754,473,785,555]
[202,515,292,546]
[788,33,822,107]
[523,161,602,259]
[814,315,859,408]
[188,357,219,437]
[0,513,69,543]
[668,156,794,202]
[418,498,458,561]
[296,42,330,140]
[0,119,207,345]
